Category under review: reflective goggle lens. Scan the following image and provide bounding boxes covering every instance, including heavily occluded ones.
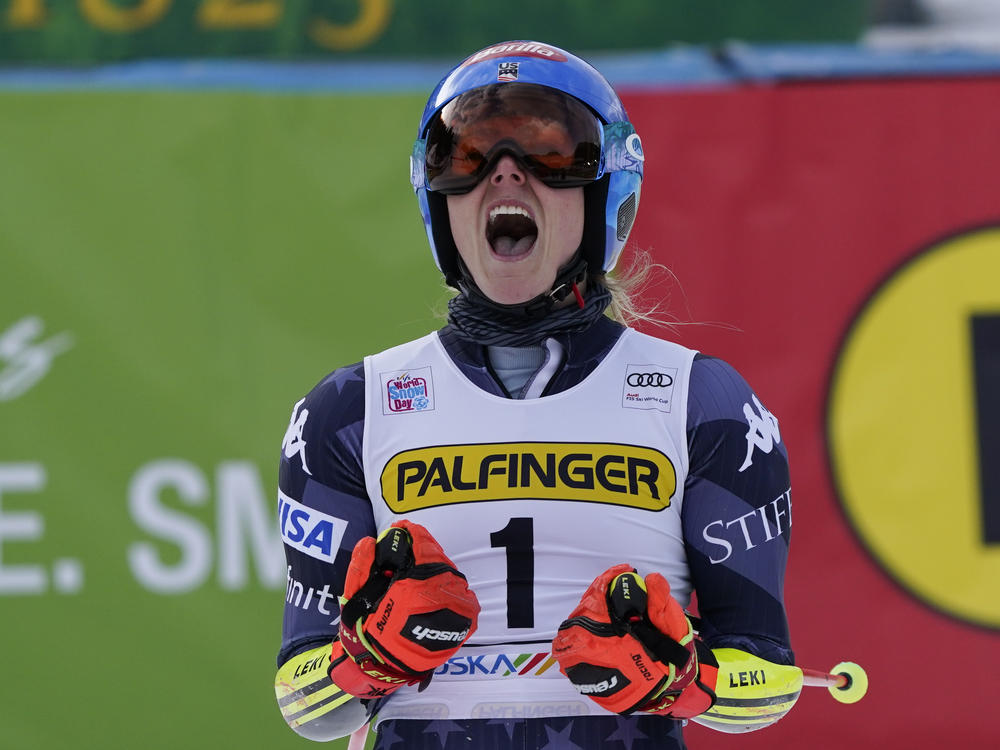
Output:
[424,83,604,194]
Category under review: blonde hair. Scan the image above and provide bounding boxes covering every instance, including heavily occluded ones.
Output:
[602,247,677,330]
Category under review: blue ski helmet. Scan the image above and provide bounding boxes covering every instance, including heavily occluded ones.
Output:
[410,41,644,287]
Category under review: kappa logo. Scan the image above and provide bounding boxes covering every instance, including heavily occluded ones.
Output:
[282,397,312,475]
[497,62,519,81]
[382,366,434,415]
[739,394,781,472]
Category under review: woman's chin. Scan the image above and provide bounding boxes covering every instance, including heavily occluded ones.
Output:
[481,281,546,306]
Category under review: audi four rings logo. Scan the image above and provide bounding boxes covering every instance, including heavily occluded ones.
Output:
[627,372,674,387]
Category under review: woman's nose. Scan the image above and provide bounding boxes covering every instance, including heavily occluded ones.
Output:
[489,154,527,187]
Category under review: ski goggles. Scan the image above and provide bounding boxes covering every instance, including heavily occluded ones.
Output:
[411,83,642,195]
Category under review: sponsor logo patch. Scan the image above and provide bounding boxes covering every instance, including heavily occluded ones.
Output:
[284,566,340,622]
[729,669,767,688]
[622,365,677,412]
[278,491,347,564]
[471,702,588,719]
[398,704,450,719]
[701,487,792,565]
[403,610,473,651]
[462,42,568,66]
[434,651,559,678]
[565,665,629,697]
[375,598,393,632]
[381,366,434,415]
[291,651,330,680]
[631,652,655,681]
[497,62,519,81]
[380,442,676,512]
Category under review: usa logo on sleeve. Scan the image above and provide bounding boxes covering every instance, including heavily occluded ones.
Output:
[278,492,348,564]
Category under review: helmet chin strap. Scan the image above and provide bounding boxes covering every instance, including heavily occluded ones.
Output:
[456,250,590,320]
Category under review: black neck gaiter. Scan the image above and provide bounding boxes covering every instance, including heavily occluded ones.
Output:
[446,282,612,346]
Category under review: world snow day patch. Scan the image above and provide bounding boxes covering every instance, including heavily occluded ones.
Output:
[381,366,434,414]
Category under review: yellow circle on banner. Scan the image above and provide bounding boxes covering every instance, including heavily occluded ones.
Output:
[828,225,1000,629]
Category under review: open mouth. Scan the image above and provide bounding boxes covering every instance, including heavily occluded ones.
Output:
[486,205,537,257]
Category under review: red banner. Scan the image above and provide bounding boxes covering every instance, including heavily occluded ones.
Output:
[623,77,1000,748]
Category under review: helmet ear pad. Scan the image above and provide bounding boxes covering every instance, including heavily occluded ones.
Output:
[581,175,611,277]
[426,190,461,287]
[426,177,611,290]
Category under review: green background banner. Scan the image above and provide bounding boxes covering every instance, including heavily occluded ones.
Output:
[0,90,436,749]
[0,0,867,63]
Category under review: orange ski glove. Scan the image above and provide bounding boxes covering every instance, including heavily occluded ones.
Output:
[552,564,717,717]
[328,520,480,700]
